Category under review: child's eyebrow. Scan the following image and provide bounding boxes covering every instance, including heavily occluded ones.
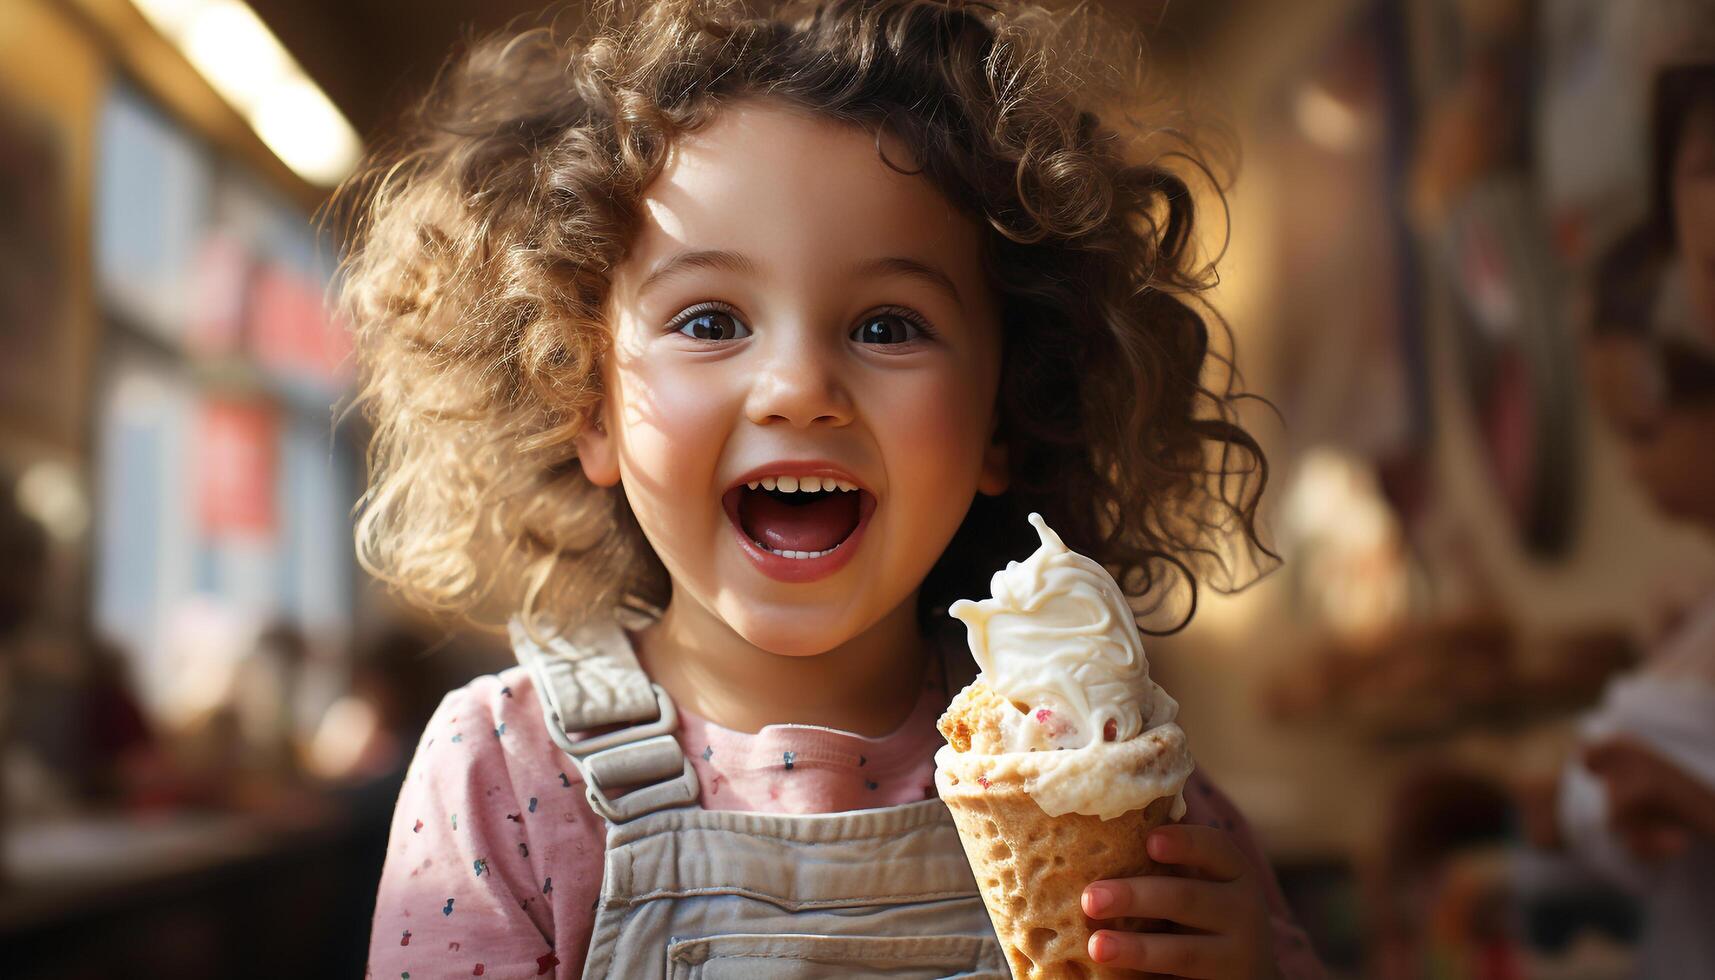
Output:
[640,248,758,297]
[639,248,963,309]
[858,255,964,309]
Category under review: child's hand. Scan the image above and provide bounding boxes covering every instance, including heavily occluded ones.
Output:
[1082,824,1278,979]
[1584,736,1715,862]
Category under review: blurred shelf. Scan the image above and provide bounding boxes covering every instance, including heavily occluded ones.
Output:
[103,307,352,421]
[0,797,352,933]
[0,773,405,979]
[1265,616,1638,745]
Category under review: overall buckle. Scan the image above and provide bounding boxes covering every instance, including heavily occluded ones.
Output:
[566,684,700,822]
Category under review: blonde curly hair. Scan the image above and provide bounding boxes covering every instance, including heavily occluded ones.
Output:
[332,0,1275,639]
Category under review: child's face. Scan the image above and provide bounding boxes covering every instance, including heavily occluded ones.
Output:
[1674,99,1715,333]
[1585,335,1715,529]
[579,99,1008,656]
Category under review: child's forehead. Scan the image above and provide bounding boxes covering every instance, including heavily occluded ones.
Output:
[645,102,945,219]
[617,100,988,297]
[667,98,918,175]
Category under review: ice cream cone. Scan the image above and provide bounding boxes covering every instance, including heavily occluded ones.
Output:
[938,765,1177,979]
[932,513,1196,978]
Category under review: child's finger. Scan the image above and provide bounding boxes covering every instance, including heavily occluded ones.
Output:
[1144,824,1249,881]
[1082,875,1233,933]
[1583,736,1652,774]
[1088,928,1231,978]
[1623,823,1691,862]
[1581,738,1627,773]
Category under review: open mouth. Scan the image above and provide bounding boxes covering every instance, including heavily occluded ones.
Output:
[720,476,876,560]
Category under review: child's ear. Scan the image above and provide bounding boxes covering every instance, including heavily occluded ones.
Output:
[572,410,621,488]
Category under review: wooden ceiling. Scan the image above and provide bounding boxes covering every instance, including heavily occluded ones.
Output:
[244,0,1226,144]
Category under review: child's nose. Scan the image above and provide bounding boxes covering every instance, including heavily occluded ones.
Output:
[744,332,855,428]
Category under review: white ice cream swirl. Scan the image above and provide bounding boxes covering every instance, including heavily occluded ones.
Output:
[936,512,1192,820]
[948,512,1178,752]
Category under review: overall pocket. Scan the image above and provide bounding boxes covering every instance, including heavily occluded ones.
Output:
[666,932,1008,979]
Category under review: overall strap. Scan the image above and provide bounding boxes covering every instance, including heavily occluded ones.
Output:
[509,614,699,824]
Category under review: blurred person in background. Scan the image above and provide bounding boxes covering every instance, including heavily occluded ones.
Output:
[231,619,311,784]
[0,470,89,827]
[1,470,192,823]
[1522,59,1715,979]
[0,465,51,884]
[304,623,442,789]
[167,616,337,822]
[72,636,163,809]
[0,467,46,648]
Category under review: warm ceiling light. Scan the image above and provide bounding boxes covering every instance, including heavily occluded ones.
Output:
[180,1,291,114]
[253,77,364,187]
[130,0,361,186]
[131,0,202,34]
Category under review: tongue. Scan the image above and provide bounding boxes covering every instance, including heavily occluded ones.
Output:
[739,490,860,553]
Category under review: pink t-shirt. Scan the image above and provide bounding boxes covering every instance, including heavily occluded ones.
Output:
[365,660,1325,979]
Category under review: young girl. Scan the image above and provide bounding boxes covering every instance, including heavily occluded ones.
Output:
[1528,58,1715,979]
[342,1,1323,976]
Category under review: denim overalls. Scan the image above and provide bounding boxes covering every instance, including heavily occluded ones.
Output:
[510,611,1008,979]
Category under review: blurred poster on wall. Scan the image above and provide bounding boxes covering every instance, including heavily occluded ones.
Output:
[0,99,74,444]
[186,232,254,357]
[93,360,197,707]
[93,84,212,346]
[196,398,278,540]
[248,260,352,390]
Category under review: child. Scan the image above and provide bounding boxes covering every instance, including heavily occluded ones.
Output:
[341,1,1323,976]
[1526,58,1715,979]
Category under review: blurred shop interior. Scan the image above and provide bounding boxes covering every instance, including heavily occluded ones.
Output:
[1,0,1713,977]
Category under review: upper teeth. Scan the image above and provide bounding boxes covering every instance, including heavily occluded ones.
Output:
[746,476,859,493]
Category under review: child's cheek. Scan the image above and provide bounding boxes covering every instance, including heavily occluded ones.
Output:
[605,353,736,553]
[614,363,726,475]
[866,366,996,553]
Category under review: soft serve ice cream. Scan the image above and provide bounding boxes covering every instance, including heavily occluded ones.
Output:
[935,512,1192,821]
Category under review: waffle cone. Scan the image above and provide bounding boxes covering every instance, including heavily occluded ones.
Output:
[941,784,1177,979]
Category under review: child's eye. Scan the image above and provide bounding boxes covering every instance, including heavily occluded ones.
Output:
[671,303,751,342]
[851,308,933,345]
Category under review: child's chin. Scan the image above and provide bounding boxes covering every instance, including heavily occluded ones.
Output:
[723,608,856,659]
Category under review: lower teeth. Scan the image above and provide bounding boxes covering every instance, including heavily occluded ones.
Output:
[757,541,838,559]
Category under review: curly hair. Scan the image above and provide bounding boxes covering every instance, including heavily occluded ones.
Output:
[332,0,1276,640]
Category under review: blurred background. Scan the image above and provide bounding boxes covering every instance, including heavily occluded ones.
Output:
[1,0,1711,976]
